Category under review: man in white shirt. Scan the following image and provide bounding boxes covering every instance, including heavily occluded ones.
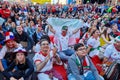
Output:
[48,25,80,61]
[104,36,120,63]
[103,36,120,80]
[33,39,63,80]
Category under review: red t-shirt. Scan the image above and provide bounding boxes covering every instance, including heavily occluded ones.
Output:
[69,7,72,12]
[112,7,117,13]
[0,8,11,19]
[52,6,56,13]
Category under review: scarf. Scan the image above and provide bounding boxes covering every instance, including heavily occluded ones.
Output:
[75,55,90,74]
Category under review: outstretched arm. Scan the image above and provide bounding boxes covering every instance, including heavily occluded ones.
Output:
[48,25,56,34]
[72,28,80,34]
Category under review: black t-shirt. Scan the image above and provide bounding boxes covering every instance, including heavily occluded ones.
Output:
[2,58,34,79]
[14,31,29,43]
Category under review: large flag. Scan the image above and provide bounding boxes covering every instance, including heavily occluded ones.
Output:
[46,17,84,45]
[47,17,83,33]
[31,0,51,4]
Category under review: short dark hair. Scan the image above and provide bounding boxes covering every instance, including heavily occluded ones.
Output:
[39,39,49,46]
[74,43,84,51]
[40,35,50,44]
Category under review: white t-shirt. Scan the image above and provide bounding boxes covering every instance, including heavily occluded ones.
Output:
[87,37,100,57]
[33,51,54,72]
[104,44,120,62]
[0,44,22,59]
[55,32,72,51]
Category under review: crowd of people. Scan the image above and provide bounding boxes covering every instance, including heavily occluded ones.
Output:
[0,0,120,80]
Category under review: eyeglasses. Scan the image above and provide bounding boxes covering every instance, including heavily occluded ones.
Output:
[41,43,49,46]
[95,31,100,34]
[77,48,86,51]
